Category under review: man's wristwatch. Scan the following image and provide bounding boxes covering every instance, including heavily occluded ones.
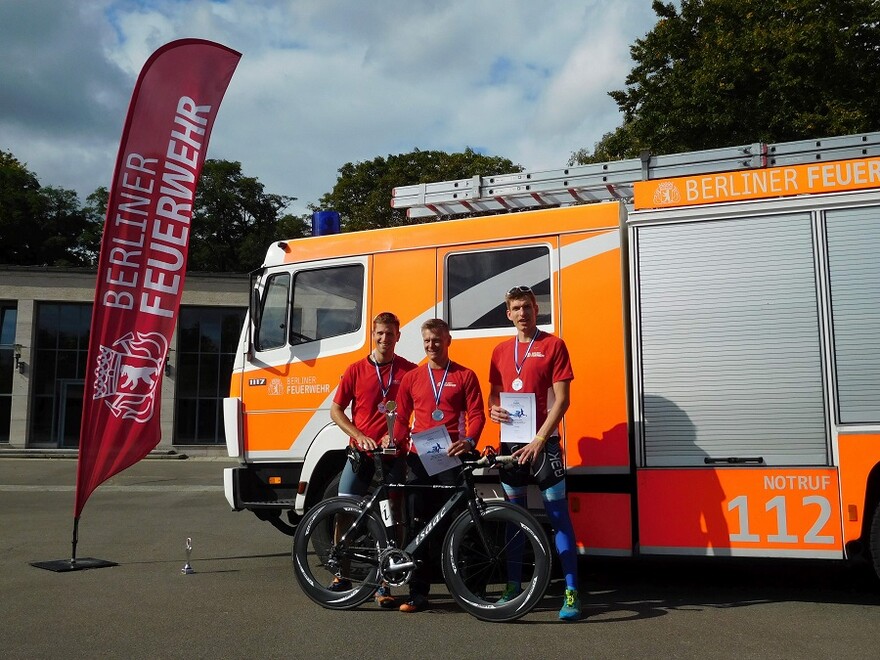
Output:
[464,437,477,449]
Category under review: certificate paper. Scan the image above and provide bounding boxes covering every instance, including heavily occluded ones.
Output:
[411,425,461,476]
[499,392,537,444]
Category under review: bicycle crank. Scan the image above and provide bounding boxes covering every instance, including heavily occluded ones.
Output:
[378,547,415,587]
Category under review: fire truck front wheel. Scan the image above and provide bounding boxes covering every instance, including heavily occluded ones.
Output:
[255,509,299,537]
[322,472,341,500]
[317,462,384,504]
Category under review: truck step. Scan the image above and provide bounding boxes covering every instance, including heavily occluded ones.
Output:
[238,498,297,509]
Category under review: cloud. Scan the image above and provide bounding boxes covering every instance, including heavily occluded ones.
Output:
[0,0,658,214]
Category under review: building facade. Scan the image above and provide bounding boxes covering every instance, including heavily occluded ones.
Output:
[0,266,247,456]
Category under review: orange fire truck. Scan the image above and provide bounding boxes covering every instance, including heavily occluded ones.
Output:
[224,131,880,578]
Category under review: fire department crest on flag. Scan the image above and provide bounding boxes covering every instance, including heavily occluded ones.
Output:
[94,331,168,423]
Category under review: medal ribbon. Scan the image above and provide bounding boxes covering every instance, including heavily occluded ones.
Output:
[428,361,451,412]
[373,356,395,400]
[513,330,540,382]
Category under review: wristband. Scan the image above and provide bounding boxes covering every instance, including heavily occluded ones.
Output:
[534,434,546,443]
[465,437,477,449]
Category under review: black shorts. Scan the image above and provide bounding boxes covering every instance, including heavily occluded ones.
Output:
[498,436,566,491]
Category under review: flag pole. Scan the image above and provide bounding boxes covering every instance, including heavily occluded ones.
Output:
[31,514,117,572]
[71,516,79,566]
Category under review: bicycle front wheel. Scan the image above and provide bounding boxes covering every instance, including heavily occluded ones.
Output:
[441,501,551,622]
[292,496,387,610]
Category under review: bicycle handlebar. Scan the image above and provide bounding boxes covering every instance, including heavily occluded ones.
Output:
[369,450,519,471]
[465,454,518,468]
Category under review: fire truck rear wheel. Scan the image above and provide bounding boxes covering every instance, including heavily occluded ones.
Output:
[869,500,880,581]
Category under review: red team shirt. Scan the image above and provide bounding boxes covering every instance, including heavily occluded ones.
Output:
[333,355,418,453]
[394,362,486,452]
[488,331,574,434]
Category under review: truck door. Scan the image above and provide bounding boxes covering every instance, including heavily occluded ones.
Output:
[243,257,369,461]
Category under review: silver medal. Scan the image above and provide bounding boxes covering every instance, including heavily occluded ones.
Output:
[377,402,386,413]
[428,362,451,424]
[512,331,538,394]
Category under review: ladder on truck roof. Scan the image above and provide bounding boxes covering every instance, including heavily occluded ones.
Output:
[391,131,880,219]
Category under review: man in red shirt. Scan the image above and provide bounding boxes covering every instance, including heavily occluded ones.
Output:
[488,285,580,621]
[330,311,417,607]
[393,318,485,613]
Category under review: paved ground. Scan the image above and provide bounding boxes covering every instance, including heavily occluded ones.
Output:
[2,457,880,659]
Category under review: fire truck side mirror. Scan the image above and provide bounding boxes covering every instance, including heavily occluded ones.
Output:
[249,287,262,356]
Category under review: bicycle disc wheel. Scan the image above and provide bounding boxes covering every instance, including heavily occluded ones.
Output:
[292,496,387,609]
[442,501,552,622]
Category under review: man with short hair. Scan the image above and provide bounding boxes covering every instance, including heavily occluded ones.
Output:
[330,311,417,608]
[393,318,485,613]
[488,285,581,621]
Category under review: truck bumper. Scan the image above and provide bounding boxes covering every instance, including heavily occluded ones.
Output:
[223,463,304,511]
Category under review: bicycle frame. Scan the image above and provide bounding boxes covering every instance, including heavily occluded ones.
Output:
[335,456,495,578]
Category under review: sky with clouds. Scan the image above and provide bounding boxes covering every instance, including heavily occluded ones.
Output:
[0,0,659,216]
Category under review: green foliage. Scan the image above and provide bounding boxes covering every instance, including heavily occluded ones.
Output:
[568,126,640,165]
[0,151,89,266]
[573,0,880,163]
[315,148,522,231]
[0,153,299,272]
[37,186,89,267]
[190,159,296,272]
[70,186,108,267]
[277,213,311,240]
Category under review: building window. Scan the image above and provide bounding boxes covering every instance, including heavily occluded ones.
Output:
[175,306,246,445]
[0,304,18,443]
[30,303,91,447]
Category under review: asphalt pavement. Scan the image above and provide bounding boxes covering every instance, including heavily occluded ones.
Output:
[2,457,880,659]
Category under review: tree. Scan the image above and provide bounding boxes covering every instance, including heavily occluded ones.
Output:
[0,151,88,266]
[0,151,299,271]
[316,148,522,231]
[0,151,46,264]
[69,186,108,268]
[80,164,300,273]
[36,186,89,267]
[573,0,880,163]
[277,212,311,240]
[189,159,296,272]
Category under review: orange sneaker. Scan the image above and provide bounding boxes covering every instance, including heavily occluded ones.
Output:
[374,583,396,609]
[398,595,428,613]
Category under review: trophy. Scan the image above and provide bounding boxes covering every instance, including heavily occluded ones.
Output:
[381,401,397,455]
[181,537,194,574]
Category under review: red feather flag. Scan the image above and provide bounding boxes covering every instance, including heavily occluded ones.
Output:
[75,39,241,519]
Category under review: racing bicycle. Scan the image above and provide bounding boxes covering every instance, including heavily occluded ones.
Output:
[292,453,552,623]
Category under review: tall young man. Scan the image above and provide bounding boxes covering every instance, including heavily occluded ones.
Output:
[488,286,581,621]
[393,318,485,613]
[330,311,417,608]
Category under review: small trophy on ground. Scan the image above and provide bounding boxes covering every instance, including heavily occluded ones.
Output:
[381,401,397,455]
[181,537,194,574]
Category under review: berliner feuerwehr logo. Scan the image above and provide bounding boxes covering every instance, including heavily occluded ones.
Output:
[93,331,167,422]
[652,180,681,205]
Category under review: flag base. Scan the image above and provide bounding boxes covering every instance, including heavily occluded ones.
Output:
[30,558,118,572]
